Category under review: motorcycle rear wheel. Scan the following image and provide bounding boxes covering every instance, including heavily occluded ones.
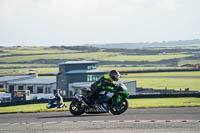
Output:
[110,97,128,115]
[70,99,85,115]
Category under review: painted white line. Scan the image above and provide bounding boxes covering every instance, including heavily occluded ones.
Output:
[0,123,10,125]
[1,120,199,126]
[29,122,43,125]
[77,121,90,123]
[155,120,167,123]
[108,120,120,123]
[92,121,105,123]
[124,120,135,123]
[44,121,58,124]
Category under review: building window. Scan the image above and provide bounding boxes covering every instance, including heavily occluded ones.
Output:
[27,86,33,94]
[47,87,52,94]
[60,66,65,72]
[18,86,24,90]
[53,89,57,95]
[87,65,96,70]
[0,84,3,88]
[87,74,102,82]
[9,85,14,93]
[45,87,52,94]
[87,75,92,82]
[37,86,44,93]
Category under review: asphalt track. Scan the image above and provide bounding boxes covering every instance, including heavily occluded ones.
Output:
[0,107,200,133]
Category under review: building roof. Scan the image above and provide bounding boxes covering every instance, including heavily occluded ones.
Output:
[0,75,35,82]
[66,69,106,74]
[59,61,99,65]
[8,78,56,85]
[71,82,93,88]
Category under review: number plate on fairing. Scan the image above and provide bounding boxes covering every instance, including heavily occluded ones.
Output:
[106,92,114,98]
[99,91,106,95]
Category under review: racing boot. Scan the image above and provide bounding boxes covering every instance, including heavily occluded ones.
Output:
[84,90,97,106]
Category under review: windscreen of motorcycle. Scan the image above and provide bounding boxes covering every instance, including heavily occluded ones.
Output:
[120,83,129,92]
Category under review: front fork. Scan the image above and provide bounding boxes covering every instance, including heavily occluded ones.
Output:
[110,95,123,106]
[117,95,123,102]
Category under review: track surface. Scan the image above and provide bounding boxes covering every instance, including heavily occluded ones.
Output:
[0,107,200,133]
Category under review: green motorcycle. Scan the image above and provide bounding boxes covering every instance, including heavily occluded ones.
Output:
[70,83,130,115]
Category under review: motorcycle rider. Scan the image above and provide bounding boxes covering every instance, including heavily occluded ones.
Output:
[54,89,65,108]
[85,70,120,105]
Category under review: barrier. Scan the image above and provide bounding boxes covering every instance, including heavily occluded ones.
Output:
[0,93,199,107]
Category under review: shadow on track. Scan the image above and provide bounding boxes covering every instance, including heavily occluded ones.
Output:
[37,113,112,119]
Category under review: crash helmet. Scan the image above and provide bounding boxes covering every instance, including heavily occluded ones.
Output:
[109,70,120,81]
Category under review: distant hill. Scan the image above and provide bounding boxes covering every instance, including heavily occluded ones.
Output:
[87,39,200,49]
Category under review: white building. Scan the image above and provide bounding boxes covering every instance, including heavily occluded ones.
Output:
[0,74,56,101]
[7,77,56,94]
[0,74,37,92]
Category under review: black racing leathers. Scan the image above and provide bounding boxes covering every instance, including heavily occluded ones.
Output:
[86,74,116,104]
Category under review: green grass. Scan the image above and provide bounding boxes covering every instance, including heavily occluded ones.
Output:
[0,68,59,75]
[98,66,191,71]
[128,97,200,108]
[102,54,194,62]
[0,47,194,63]
[0,98,199,114]
[122,77,200,91]
[1,47,77,55]
[179,59,200,66]
[0,64,55,68]
[0,46,198,75]
[0,102,70,114]
[123,71,200,77]
[0,52,118,63]
[121,71,200,91]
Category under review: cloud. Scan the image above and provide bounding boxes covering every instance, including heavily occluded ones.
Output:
[0,0,199,45]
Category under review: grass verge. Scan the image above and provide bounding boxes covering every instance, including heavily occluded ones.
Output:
[128,97,200,108]
[122,77,200,91]
[0,97,200,114]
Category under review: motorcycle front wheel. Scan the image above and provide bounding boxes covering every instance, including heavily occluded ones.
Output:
[110,97,128,115]
[70,99,85,116]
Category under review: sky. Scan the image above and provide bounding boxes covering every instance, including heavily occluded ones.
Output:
[0,0,200,46]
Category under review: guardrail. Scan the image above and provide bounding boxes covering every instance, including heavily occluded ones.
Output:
[0,93,200,107]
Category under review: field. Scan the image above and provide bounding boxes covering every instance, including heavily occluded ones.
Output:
[37,71,200,91]
[102,54,193,62]
[0,52,117,63]
[123,71,200,77]
[98,66,191,71]
[0,98,199,114]
[0,46,200,91]
[123,78,200,91]
[0,46,199,75]
[120,71,200,91]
